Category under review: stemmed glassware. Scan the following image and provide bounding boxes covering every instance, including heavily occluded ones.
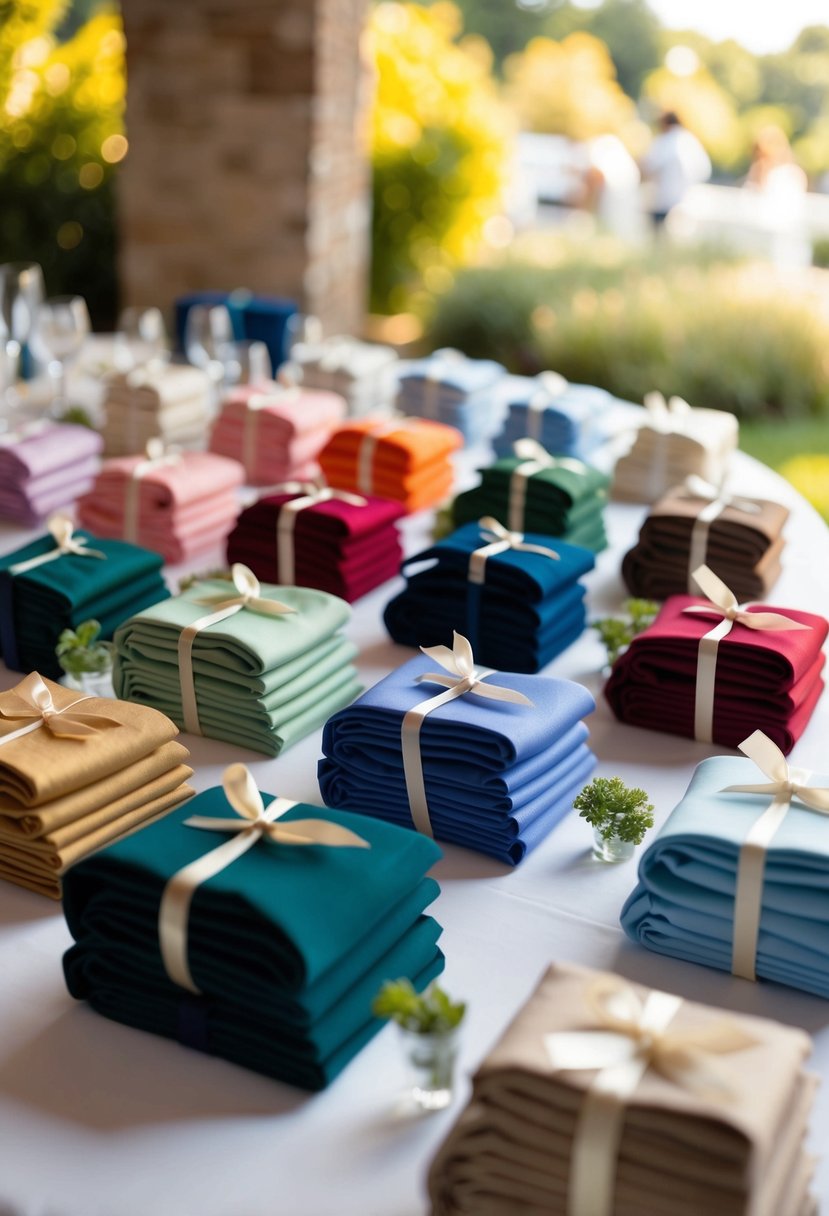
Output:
[113,306,169,375]
[0,261,45,428]
[31,295,91,418]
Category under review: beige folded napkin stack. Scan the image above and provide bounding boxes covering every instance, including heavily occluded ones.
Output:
[429,961,817,1216]
[101,366,212,455]
[612,394,739,504]
[0,674,194,899]
[289,335,398,417]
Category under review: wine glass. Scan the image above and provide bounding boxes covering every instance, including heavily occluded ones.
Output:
[215,339,272,391]
[31,295,91,417]
[184,304,234,410]
[113,306,169,374]
[0,261,44,426]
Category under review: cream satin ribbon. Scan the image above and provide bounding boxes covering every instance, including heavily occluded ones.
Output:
[467,515,560,585]
[525,371,568,442]
[720,730,829,981]
[678,475,762,593]
[123,438,182,544]
[177,563,295,735]
[642,391,694,500]
[684,564,811,743]
[158,762,370,993]
[9,514,107,575]
[0,671,121,746]
[544,974,755,1216]
[356,417,421,496]
[266,479,367,585]
[508,439,588,533]
[241,381,302,478]
[401,631,532,837]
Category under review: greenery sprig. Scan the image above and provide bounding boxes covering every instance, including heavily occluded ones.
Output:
[55,619,113,676]
[574,776,655,846]
[592,598,659,667]
[372,979,466,1035]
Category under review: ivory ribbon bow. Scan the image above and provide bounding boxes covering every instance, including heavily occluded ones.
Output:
[677,476,762,592]
[468,516,560,585]
[158,763,370,994]
[0,672,120,747]
[720,729,829,981]
[544,975,755,1216]
[9,514,107,575]
[683,564,811,743]
[401,631,532,837]
[178,564,296,736]
[525,371,568,441]
[124,438,182,543]
[269,480,367,584]
[643,390,692,433]
[509,439,588,534]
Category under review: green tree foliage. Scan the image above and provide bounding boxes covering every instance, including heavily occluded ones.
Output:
[422,0,553,72]
[544,0,662,97]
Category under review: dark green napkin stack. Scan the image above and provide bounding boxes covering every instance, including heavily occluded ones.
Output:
[62,781,444,1089]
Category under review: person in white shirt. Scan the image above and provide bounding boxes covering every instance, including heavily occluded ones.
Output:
[642,111,712,228]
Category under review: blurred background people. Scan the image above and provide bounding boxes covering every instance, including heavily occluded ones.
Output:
[642,111,712,228]
[745,125,810,267]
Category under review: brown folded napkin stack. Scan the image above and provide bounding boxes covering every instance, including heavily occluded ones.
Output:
[622,480,790,602]
[101,366,212,456]
[429,961,817,1216]
[0,674,194,899]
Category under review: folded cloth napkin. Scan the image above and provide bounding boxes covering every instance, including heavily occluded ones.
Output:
[428,960,817,1216]
[492,372,617,461]
[226,488,404,602]
[208,382,346,484]
[319,641,596,863]
[0,674,193,898]
[605,589,827,753]
[101,367,212,456]
[175,291,298,370]
[0,422,103,526]
[289,334,398,417]
[0,522,169,678]
[383,522,595,672]
[77,449,244,564]
[622,483,789,602]
[395,349,505,444]
[113,575,362,755]
[62,779,444,1087]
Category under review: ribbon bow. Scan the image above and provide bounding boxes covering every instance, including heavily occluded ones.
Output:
[512,438,587,476]
[136,436,181,470]
[721,730,829,811]
[473,516,560,569]
[416,632,534,706]
[0,672,120,747]
[533,370,569,399]
[679,474,761,516]
[9,514,107,575]
[643,390,692,433]
[191,563,296,618]
[684,565,811,635]
[260,477,367,509]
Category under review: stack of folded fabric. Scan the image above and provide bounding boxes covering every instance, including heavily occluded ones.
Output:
[318,417,462,513]
[612,392,739,504]
[175,291,298,370]
[0,673,193,899]
[62,763,444,1089]
[0,516,169,679]
[450,442,609,552]
[622,478,789,601]
[101,366,212,456]
[492,371,616,461]
[289,334,398,416]
[0,421,102,526]
[113,565,362,755]
[226,482,405,602]
[605,566,827,753]
[394,349,505,445]
[208,382,346,484]
[319,633,596,864]
[383,520,595,672]
[77,445,244,565]
[622,733,829,1000]
[429,960,817,1216]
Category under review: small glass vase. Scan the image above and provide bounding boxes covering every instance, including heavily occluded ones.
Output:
[61,661,115,700]
[592,825,635,863]
[398,1025,459,1112]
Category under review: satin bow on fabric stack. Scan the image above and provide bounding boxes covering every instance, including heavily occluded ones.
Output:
[492,370,616,461]
[383,519,595,672]
[428,960,818,1216]
[0,516,169,679]
[0,673,193,899]
[101,366,212,456]
[208,382,346,485]
[76,443,244,565]
[623,731,829,1001]
[288,334,398,417]
[450,440,610,552]
[0,421,102,526]
[605,565,827,754]
[394,348,505,445]
[112,564,361,756]
[318,416,462,513]
[226,481,405,602]
[61,764,444,1089]
[319,633,596,864]
[622,476,790,602]
[612,392,739,504]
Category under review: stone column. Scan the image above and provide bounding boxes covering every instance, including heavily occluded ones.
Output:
[117,0,371,335]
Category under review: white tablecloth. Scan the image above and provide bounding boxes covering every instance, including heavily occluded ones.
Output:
[0,446,828,1216]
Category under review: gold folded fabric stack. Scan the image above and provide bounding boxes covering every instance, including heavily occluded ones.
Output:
[101,366,212,455]
[0,674,194,899]
[429,961,817,1216]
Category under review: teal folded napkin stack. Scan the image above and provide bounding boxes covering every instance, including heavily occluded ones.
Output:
[112,566,362,755]
[0,516,169,678]
[62,767,444,1089]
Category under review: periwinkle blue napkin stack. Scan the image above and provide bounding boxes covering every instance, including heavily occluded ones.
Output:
[492,372,616,461]
[319,646,596,865]
[383,521,595,672]
[395,348,506,445]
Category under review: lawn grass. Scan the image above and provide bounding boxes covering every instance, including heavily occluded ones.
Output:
[739,419,829,468]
